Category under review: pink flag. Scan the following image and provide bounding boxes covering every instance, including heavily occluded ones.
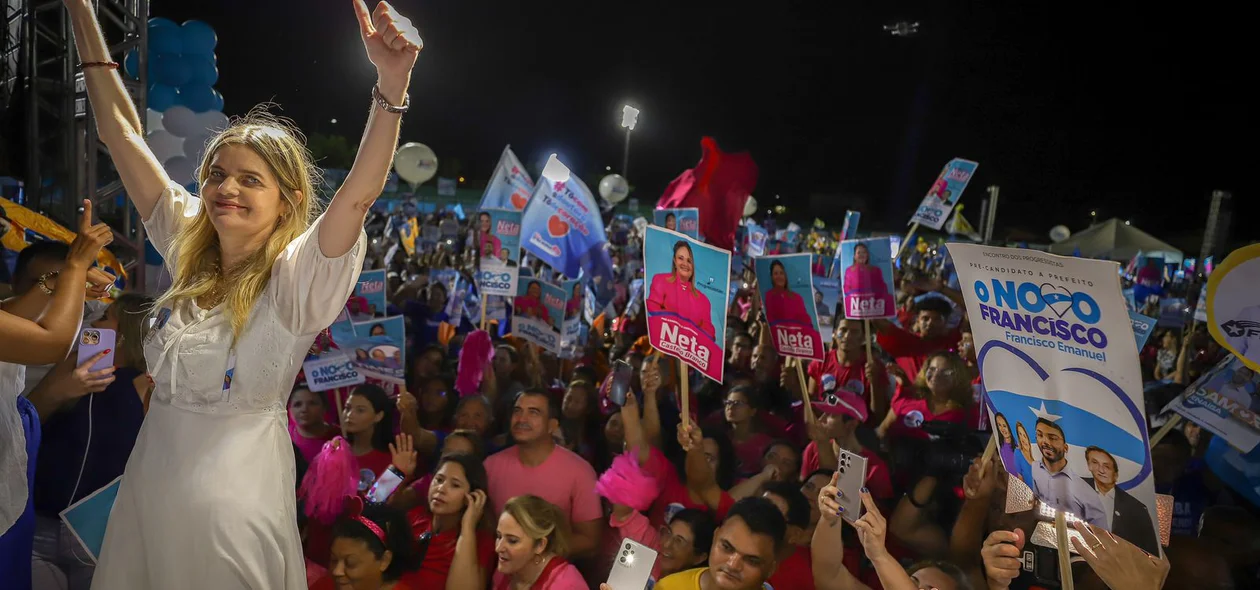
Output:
[657,137,758,251]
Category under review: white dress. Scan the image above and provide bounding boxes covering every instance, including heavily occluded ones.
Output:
[91,185,365,589]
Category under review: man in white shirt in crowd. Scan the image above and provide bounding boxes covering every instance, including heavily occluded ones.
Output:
[1032,418,1108,527]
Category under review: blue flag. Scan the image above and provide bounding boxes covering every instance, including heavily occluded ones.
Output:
[520,168,614,283]
[478,145,535,211]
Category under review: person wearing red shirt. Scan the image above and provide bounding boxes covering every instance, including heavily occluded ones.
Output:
[874,296,960,379]
[879,351,981,443]
[399,453,496,590]
[760,480,817,590]
[799,389,894,503]
[803,319,889,430]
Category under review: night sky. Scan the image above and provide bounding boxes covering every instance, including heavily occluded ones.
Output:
[155,0,1248,248]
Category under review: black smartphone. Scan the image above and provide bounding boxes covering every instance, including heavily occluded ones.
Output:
[608,360,634,407]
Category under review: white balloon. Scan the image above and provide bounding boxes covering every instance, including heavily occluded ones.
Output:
[182,134,212,164]
[145,130,185,163]
[145,108,166,132]
[743,195,758,217]
[598,174,629,203]
[394,142,438,185]
[1049,225,1071,243]
[196,110,229,136]
[164,156,197,186]
[162,106,200,137]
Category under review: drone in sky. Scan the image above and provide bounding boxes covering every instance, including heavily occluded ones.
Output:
[884,21,921,37]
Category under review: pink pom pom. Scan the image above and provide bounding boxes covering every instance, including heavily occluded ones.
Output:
[298,436,358,525]
[456,329,494,397]
[595,449,659,511]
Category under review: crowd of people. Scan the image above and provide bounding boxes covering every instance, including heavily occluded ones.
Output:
[1,2,1258,590]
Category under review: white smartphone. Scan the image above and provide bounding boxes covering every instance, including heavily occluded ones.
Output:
[606,538,658,590]
[836,448,869,525]
[366,467,406,503]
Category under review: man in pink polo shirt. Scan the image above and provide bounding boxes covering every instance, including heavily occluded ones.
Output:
[484,389,604,557]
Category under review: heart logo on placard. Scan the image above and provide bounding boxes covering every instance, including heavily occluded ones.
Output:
[510,192,528,210]
[1039,283,1074,318]
[548,215,570,237]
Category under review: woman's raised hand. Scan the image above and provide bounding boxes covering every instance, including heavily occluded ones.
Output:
[353,0,422,87]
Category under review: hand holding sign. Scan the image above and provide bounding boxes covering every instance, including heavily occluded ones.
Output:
[355,1,422,82]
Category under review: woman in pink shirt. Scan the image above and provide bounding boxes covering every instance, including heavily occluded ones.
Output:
[477,212,503,258]
[763,260,813,327]
[647,241,714,339]
[843,243,891,298]
[878,351,980,443]
[492,495,586,590]
[516,281,551,322]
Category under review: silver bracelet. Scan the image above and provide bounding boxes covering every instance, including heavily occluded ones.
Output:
[372,84,410,114]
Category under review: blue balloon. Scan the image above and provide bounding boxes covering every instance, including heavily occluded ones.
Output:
[178,84,217,113]
[148,83,178,111]
[148,17,177,30]
[123,49,140,78]
[185,55,218,87]
[148,24,182,55]
[151,54,191,87]
[210,89,225,112]
[179,20,218,57]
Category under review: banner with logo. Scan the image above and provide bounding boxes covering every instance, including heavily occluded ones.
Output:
[473,209,522,296]
[1166,355,1260,453]
[838,237,896,320]
[644,226,731,383]
[1,197,127,293]
[513,278,565,353]
[746,222,768,257]
[1207,244,1260,372]
[353,269,387,320]
[519,170,614,283]
[478,145,535,211]
[909,158,979,230]
[1129,311,1156,349]
[949,244,1159,556]
[755,253,824,361]
[303,350,366,392]
[654,208,700,240]
[815,277,841,343]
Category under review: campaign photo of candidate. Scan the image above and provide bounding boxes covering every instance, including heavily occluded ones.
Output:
[1032,418,1108,527]
[1084,446,1159,555]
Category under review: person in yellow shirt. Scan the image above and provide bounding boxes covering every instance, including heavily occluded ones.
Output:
[649,497,785,590]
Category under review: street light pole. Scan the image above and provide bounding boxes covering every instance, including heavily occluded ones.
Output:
[620,105,639,180]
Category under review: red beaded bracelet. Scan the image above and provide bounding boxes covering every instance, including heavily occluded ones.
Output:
[78,61,120,70]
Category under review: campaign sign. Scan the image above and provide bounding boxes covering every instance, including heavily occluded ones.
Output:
[1129,311,1156,349]
[654,208,700,240]
[838,237,896,320]
[949,244,1159,556]
[910,158,979,230]
[644,226,731,383]
[353,269,387,319]
[519,172,611,281]
[1207,244,1260,372]
[1204,436,1260,509]
[830,210,862,277]
[815,277,841,343]
[348,316,406,384]
[514,278,565,353]
[1167,355,1260,453]
[1156,297,1187,328]
[472,209,522,297]
[329,306,357,349]
[746,223,768,257]
[560,278,584,358]
[303,350,365,392]
[59,476,123,562]
[755,254,824,361]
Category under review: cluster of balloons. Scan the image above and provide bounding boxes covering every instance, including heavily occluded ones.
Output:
[131,18,227,187]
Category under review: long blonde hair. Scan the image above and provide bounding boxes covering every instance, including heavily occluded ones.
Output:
[152,109,321,338]
[502,495,571,558]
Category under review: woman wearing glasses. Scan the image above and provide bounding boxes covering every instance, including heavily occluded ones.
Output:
[878,351,979,443]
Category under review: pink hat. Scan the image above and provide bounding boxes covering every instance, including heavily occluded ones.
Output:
[811,389,868,423]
